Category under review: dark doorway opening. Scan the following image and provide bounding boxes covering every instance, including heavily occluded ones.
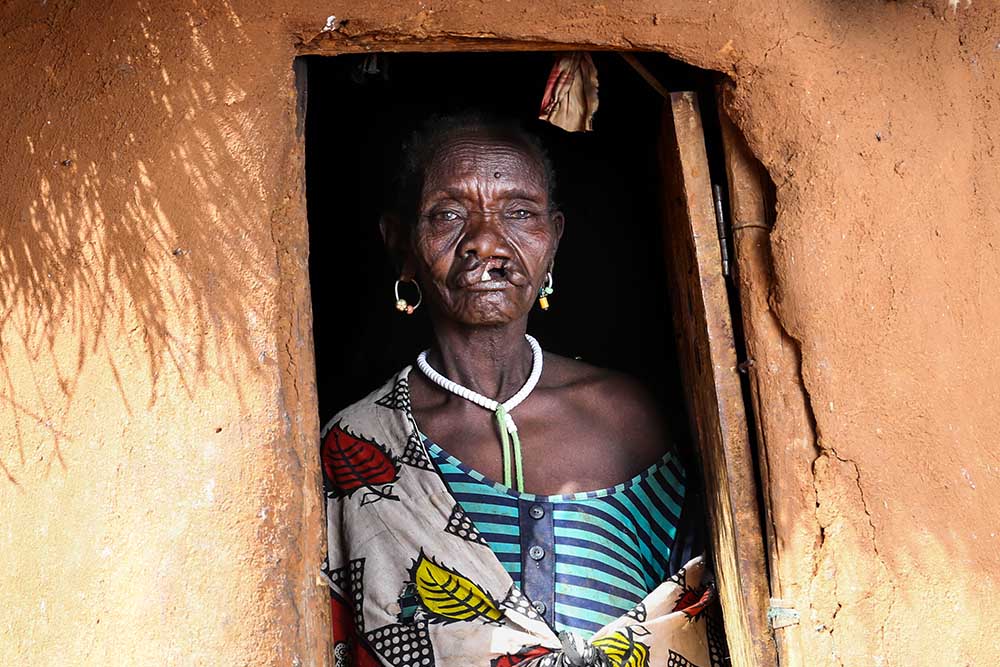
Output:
[305,51,717,438]
[303,49,781,666]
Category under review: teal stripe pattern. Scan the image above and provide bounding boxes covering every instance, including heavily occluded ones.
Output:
[425,439,686,638]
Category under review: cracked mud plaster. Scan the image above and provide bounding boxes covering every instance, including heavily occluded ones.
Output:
[4,0,1000,666]
[809,453,895,667]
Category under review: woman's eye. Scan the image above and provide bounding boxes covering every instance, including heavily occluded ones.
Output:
[432,210,461,222]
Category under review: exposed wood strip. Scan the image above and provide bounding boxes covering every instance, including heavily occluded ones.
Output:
[658,91,776,667]
[619,53,671,101]
[718,95,818,667]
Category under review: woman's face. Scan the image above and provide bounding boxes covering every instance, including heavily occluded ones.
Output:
[403,131,563,327]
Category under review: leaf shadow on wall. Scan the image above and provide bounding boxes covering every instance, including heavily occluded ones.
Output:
[0,1,287,484]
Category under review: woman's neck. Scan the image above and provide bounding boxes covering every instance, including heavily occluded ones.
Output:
[425,320,533,402]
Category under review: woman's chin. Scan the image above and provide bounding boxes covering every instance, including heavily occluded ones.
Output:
[450,297,530,327]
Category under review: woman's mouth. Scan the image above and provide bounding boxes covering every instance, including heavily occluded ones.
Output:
[458,258,517,289]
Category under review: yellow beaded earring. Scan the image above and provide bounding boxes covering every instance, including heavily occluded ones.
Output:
[537,272,554,311]
[394,278,422,315]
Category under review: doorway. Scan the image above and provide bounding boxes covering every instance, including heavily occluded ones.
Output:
[305,51,714,430]
[303,49,774,667]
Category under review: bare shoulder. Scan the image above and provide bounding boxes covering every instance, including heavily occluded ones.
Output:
[541,353,672,457]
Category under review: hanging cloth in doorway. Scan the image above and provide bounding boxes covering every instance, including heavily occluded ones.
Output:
[538,53,599,132]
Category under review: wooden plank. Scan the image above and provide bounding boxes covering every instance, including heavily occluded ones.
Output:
[715,98,777,582]
[658,92,776,667]
[718,96,818,667]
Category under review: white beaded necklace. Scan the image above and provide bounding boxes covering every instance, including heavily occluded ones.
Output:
[416,334,543,493]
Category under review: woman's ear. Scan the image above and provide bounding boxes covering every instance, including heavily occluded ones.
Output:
[379,212,413,277]
[550,209,565,259]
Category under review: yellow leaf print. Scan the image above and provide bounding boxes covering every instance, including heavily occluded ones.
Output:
[591,627,650,667]
[410,550,505,625]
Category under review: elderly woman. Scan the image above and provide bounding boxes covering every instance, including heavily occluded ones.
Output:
[321,114,717,667]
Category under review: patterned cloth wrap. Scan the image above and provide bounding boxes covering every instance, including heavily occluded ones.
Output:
[322,368,724,667]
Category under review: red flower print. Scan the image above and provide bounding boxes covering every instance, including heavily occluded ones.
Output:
[491,645,554,667]
[672,583,716,620]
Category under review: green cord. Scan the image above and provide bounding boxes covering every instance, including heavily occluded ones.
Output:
[495,405,525,493]
[511,429,524,494]
[497,405,512,488]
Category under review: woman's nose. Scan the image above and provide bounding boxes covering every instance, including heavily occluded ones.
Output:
[457,211,510,258]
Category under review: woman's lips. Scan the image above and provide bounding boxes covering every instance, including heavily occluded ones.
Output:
[465,282,509,292]
[455,258,522,289]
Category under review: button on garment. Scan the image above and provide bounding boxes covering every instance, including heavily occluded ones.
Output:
[425,438,688,639]
[519,499,555,625]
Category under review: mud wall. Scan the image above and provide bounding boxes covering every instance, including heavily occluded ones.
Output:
[1,1,997,665]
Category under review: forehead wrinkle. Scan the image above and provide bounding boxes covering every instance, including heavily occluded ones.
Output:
[425,184,545,203]
[426,137,547,187]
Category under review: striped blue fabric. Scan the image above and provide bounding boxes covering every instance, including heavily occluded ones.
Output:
[425,439,686,638]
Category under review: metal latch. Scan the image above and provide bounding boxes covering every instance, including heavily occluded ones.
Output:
[712,184,731,278]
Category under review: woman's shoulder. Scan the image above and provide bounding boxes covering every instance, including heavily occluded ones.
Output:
[321,366,413,437]
[540,353,671,454]
[541,352,661,408]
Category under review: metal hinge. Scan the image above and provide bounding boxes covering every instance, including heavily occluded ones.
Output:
[768,598,800,630]
[712,184,731,278]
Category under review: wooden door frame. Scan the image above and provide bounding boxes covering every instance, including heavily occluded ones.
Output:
[658,92,777,667]
[298,43,779,667]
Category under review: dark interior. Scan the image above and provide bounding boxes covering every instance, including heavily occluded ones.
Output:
[304,51,724,455]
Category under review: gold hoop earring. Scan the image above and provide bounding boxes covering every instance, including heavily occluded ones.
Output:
[394,278,422,315]
[538,272,554,311]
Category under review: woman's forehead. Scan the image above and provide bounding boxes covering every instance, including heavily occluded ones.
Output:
[424,133,547,189]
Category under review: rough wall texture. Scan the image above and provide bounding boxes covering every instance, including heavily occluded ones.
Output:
[1,1,997,666]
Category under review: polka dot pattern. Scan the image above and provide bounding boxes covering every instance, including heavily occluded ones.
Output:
[349,559,366,633]
[326,559,367,632]
[501,585,542,621]
[400,431,433,470]
[375,379,412,412]
[327,563,347,595]
[445,503,487,545]
[667,649,695,667]
[626,601,647,623]
[365,621,435,667]
[706,611,726,667]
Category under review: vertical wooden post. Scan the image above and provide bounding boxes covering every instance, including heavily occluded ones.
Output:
[659,92,777,667]
[717,94,819,667]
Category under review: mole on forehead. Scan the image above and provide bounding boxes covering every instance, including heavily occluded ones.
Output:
[427,143,545,189]
[429,137,543,177]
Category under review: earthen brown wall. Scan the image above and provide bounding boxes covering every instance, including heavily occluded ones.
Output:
[2,1,997,665]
